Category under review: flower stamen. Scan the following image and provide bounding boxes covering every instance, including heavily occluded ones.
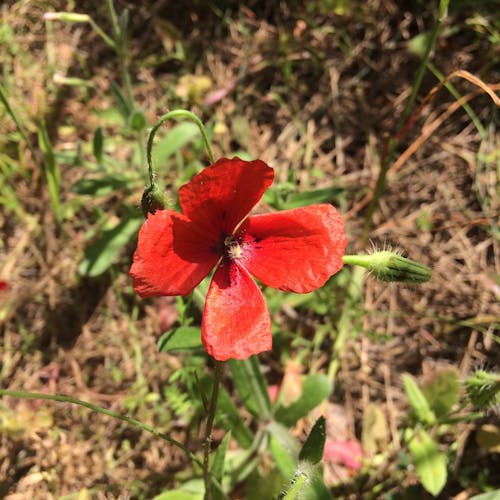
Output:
[224,235,244,260]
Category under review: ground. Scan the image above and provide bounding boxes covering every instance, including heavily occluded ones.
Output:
[0,0,499,498]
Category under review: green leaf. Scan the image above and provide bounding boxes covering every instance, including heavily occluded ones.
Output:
[93,127,104,165]
[468,490,500,500]
[281,186,344,209]
[198,377,253,449]
[268,421,300,478]
[153,122,200,165]
[158,326,203,352]
[421,366,461,418]
[38,120,61,222]
[111,81,132,119]
[210,431,231,500]
[274,375,331,427]
[408,428,447,496]
[299,416,326,465]
[229,357,271,419]
[72,174,132,196]
[79,216,142,277]
[402,374,436,425]
[152,479,204,500]
[129,109,147,131]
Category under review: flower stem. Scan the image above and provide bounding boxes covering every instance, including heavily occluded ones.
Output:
[203,360,224,500]
[146,109,215,186]
[0,389,200,466]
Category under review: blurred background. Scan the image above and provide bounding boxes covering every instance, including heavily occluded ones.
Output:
[0,0,499,498]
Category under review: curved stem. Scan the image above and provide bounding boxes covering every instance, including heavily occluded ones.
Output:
[203,360,224,500]
[146,110,215,186]
[0,388,228,496]
[0,389,200,464]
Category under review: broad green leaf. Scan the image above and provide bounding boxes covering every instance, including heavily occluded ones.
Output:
[408,428,447,496]
[210,431,231,500]
[402,374,436,425]
[152,479,204,500]
[274,375,331,427]
[158,326,203,352]
[299,416,326,465]
[229,357,271,419]
[469,490,500,500]
[72,174,132,196]
[421,366,461,418]
[153,122,200,165]
[79,216,142,277]
[281,186,344,209]
[268,421,300,478]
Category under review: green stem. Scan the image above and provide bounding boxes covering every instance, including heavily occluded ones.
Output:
[1,388,227,495]
[88,18,116,49]
[105,0,121,39]
[426,61,486,139]
[203,360,224,500]
[362,0,449,241]
[0,389,199,465]
[147,110,215,186]
[342,254,374,268]
[0,83,38,160]
[282,472,308,500]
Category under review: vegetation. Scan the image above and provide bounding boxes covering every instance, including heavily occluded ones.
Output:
[1,0,499,498]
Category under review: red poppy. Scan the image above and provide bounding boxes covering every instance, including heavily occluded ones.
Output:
[130,157,347,361]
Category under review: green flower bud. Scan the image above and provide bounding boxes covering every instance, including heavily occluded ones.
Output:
[343,251,431,283]
[141,184,168,218]
[465,370,500,409]
[43,12,90,23]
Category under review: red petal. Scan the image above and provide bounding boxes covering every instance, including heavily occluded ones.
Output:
[201,261,272,361]
[130,210,219,297]
[179,157,274,236]
[241,204,347,293]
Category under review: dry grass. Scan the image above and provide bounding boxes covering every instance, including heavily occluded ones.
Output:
[1,0,499,498]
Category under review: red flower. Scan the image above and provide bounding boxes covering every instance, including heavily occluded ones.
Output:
[130,157,347,361]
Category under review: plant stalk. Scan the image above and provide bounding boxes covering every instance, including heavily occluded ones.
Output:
[203,360,224,500]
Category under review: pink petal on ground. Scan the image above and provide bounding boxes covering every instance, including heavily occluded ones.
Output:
[323,439,364,470]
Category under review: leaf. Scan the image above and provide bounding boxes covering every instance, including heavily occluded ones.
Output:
[267,421,300,478]
[274,375,331,427]
[402,374,436,425]
[72,174,132,196]
[299,416,326,465]
[79,216,142,277]
[158,326,203,353]
[210,431,231,500]
[152,122,200,165]
[111,81,132,119]
[281,186,344,209]
[38,120,61,222]
[476,424,500,453]
[362,403,388,454]
[152,479,204,500]
[421,366,461,418]
[93,127,104,165]
[199,376,253,449]
[469,490,500,500]
[408,428,447,496]
[228,357,271,419]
